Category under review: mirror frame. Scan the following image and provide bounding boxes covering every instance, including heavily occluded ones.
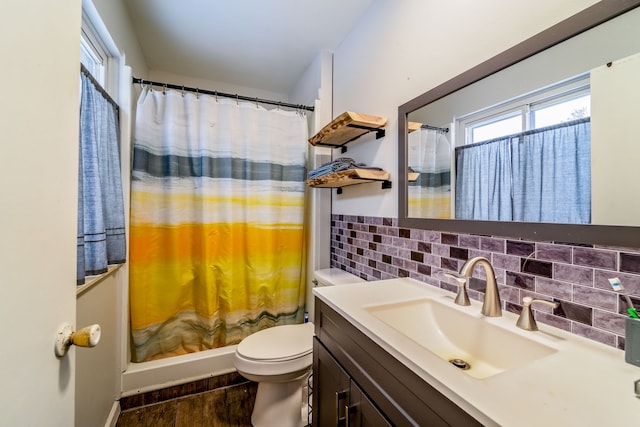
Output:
[398,0,640,247]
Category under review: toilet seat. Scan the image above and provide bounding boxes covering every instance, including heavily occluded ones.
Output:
[234,323,314,380]
[237,323,314,361]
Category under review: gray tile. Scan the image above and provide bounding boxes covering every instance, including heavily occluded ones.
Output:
[572,285,617,311]
[571,323,617,347]
[553,263,593,286]
[535,277,573,300]
[573,247,617,270]
[536,243,572,263]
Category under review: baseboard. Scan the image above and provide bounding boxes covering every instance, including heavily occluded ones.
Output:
[104,401,120,427]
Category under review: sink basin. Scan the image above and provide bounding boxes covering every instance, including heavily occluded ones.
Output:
[365,298,557,379]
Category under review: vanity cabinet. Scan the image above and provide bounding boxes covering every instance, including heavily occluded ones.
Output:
[313,298,482,427]
[314,340,390,426]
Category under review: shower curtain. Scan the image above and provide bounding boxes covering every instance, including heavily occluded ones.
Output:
[129,87,308,362]
[407,128,452,218]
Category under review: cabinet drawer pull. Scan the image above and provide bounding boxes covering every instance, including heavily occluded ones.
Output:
[336,390,348,426]
[345,404,351,427]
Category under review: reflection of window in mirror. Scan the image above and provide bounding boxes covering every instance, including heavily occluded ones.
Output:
[459,75,590,144]
[454,75,591,224]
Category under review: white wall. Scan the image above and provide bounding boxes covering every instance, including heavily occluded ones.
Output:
[92,0,148,79]
[591,51,640,225]
[290,51,334,320]
[0,1,81,425]
[148,69,289,103]
[331,0,599,217]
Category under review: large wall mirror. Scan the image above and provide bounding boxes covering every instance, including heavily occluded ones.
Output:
[398,0,640,247]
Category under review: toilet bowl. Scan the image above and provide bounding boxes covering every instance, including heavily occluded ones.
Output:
[233,268,364,427]
[235,323,314,427]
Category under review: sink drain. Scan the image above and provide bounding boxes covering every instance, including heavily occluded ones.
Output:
[449,358,471,370]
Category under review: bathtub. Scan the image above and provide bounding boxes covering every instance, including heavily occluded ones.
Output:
[121,345,238,396]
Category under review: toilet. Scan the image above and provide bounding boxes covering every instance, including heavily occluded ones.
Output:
[233,268,364,427]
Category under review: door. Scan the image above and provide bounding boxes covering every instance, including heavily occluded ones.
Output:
[0,1,82,425]
[349,382,392,427]
[314,339,351,427]
[314,339,391,427]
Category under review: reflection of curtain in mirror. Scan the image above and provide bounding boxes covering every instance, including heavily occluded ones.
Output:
[512,118,591,223]
[455,138,513,220]
[407,128,451,218]
[456,118,590,223]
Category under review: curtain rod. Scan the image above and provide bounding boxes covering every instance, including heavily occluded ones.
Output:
[132,77,314,112]
[455,116,590,151]
[81,64,119,112]
[421,124,449,133]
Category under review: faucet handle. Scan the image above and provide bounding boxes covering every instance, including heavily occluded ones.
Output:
[445,273,471,306]
[516,297,559,331]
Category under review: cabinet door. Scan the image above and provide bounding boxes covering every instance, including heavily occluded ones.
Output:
[314,339,351,427]
[348,381,392,427]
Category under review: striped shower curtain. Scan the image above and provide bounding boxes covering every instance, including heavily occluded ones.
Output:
[407,128,452,218]
[129,88,308,362]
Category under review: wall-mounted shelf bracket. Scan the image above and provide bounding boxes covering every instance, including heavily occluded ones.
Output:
[346,123,386,140]
[335,179,391,194]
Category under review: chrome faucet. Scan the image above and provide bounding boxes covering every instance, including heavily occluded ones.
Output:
[459,256,502,317]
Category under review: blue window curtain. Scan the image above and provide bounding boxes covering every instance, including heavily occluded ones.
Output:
[455,118,590,223]
[77,68,126,285]
[455,137,514,221]
[512,118,591,223]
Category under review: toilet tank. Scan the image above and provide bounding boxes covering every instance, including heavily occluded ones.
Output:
[313,268,365,287]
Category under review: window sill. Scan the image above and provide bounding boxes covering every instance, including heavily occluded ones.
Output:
[76,264,124,298]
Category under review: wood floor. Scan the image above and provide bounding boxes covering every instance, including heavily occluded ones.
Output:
[116,381,258,427]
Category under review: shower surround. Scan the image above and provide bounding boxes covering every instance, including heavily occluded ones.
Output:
[331,214,640,349]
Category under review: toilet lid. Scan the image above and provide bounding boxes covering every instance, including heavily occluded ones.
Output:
[237,323,314,361]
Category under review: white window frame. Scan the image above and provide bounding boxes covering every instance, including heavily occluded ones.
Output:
[456,74,590,147]
[80,1,121,101]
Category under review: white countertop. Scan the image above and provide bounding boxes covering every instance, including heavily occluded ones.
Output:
[313,278,640,426]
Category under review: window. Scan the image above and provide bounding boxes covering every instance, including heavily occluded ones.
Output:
[80,14,109,87]
[77,7,126,286]
[459,75,590,146]
[454,75,592,224]
[530,92,590,128]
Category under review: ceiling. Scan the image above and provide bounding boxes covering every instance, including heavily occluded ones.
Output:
[125,0,375,94]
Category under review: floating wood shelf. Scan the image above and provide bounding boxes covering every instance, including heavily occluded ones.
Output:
[408,172,420,182]
[306,168,391,192]
[408,121,422,133]
[308,111,387,149]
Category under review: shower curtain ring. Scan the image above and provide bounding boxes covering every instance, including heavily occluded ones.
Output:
[162,84,167,95]
[195,88,199,99]
[236,94,239,106]
[255,97,259,108]
[181,85,185,97]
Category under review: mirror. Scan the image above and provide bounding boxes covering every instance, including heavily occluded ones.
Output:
[399,0,640,247]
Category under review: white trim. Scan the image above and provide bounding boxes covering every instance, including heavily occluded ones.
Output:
[81,0,121,100]
[76,264,123,297]
[121,346,238,396]
[104,401,120,427]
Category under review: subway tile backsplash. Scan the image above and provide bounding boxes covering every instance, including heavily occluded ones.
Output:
[330,214,640,350]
